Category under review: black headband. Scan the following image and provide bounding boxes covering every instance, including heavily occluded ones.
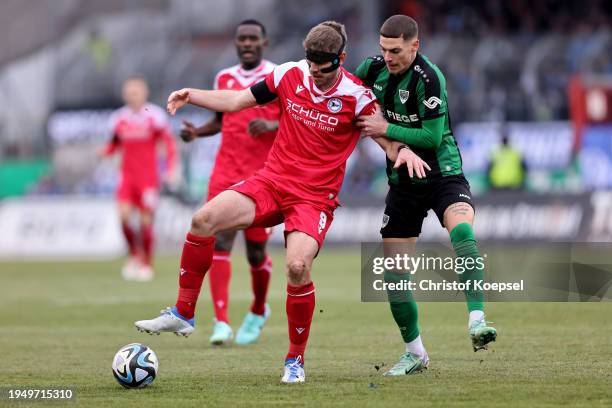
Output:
[305,34,345,73]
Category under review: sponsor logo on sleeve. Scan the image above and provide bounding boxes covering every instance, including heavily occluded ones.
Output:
[423,96,442,109]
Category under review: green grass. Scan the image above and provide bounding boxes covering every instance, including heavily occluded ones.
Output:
[0,248,611,407]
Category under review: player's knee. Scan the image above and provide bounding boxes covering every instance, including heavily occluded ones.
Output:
[119,209,131,224]
[119,213,130,224]
[214,238,232,252]
[246,246,266,267]
[140,213,153,227]
[191,208,216,236]
[286,259,308,284]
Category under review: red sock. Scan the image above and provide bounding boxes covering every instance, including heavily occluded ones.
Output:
[209,250,231,323]
[141,224,154,266]
[286,282,315,363]
[250,255,272,316]
[121,221,138,257]
[175,233,215,319]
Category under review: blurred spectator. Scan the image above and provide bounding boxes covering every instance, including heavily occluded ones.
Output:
[2,0,611,197]
[343,141,381,194]
[83,27,111,73]
[383,0,612,123]
[487,130,527,190]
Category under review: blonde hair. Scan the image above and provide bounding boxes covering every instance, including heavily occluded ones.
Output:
[303,21,346,53]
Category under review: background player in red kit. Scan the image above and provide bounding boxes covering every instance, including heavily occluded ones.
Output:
[135,21,428,383]
[100,76,177,281]
[179,20,280,346]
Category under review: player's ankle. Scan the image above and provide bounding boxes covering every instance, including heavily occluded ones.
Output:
[468,310,485,327]
[405,335,427,358]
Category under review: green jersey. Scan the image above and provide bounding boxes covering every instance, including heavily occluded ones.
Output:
[355,53,463,185]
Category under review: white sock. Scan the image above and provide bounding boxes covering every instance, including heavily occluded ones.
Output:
[405,335,426,358]
[469,310,485,327]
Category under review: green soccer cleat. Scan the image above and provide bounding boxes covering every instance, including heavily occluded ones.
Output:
[469,317,497,351]
[209,319,233,346]
[383,352,429,376]
[235,304,271,345]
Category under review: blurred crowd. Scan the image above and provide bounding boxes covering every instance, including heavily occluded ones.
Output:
[384,0,612,122]
[1,0,611,198]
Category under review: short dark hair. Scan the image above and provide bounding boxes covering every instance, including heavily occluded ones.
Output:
[380,15,418,40]
[236,19,266,37]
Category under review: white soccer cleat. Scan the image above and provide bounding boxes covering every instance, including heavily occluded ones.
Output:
[135,265,154,282]
[383,352,429,376]
[121,256,141,281]
[469,316,497,351]
[135,307,195,337]
[281,356,305,384]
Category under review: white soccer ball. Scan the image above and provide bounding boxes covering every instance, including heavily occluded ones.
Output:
[112,343,159,388]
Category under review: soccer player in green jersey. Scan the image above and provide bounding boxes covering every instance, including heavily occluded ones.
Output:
[355,14,497,376]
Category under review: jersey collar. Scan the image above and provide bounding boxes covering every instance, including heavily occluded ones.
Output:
[237,60,267,78]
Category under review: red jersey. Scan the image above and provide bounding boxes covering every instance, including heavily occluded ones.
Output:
[211,60,279,187]
[252,60,376,201]
[104,103,177,186]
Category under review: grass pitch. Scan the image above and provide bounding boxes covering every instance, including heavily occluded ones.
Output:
[0,248,611,407]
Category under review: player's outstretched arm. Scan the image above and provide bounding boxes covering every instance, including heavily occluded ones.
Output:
[167,88,257,116]
[180,113,222,142]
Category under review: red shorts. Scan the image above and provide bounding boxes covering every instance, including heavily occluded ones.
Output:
[117,178,158,212]
[208,176,272,244]
[243,226,273,243]
[228,175,336,249]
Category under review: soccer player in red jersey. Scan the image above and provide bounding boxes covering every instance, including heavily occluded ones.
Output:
[100,76,177,281]
[135,21,428,383]
[179,20,280,346]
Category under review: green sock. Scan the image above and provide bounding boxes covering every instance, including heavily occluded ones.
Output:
[384,270,420,343]
[450,222,485,313]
